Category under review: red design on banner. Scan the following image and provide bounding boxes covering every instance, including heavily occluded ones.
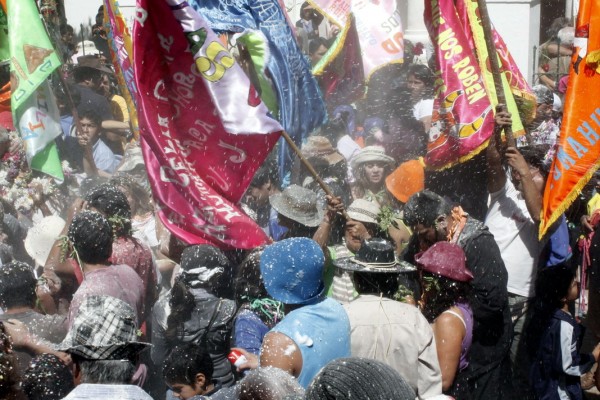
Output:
[134,0,281,249]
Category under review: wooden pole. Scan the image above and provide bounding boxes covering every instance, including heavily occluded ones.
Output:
[280,130,349,219]
[476,0,515,147]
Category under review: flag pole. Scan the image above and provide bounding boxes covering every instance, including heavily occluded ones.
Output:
[280,130,350,219]
[476,0,515,147]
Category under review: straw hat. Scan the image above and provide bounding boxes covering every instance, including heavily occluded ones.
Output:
[385,159,425,203]
[350,146,395,172]
[302,136,345,165]
[24,215,66,267]
[346,199,380,225]
[269,185,323,227]
[76,55,113,75]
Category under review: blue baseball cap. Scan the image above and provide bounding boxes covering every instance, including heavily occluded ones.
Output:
[260,237,325,305]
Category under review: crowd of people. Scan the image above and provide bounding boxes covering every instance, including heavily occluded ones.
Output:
[0,3,599,400]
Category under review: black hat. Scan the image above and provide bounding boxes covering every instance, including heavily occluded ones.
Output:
[334,238,416,273]
[305,357,416,400]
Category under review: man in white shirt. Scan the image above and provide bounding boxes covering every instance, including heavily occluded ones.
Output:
[485,106,547,396]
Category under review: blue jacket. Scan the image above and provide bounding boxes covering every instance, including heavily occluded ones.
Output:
[530,309,595,399]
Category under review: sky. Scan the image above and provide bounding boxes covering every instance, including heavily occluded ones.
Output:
[64,0,137,34]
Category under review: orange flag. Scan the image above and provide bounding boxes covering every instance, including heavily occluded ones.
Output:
[540,0,600,239]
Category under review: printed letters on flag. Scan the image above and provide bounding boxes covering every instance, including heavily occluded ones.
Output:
[186,0,326,180]
[423,0,533,170]
[133,0,281,249]
[8,0,63,180]
[540,0,600,238]
[309,0,403,80]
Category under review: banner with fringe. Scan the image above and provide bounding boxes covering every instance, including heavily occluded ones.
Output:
[540,0,600,238]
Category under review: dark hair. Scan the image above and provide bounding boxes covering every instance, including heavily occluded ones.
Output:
[54,82,81,108]
[420,273,471,322]
[407,64,435,89]
[22,354,74,400]
[354,272,400,299]
[78,109,103,128]
[85,183,132,237]
[0,322,22,399]
[110,175,154,216]
[403,190,452,228]
[68,211,113,264]
[163,343,214,386]
[309,37,328,56]
[73,66,102,86]
[166,245,231,342]
[234,248,268,306]
[250,163,280,191]
[518,145,551,178]
[59,23,74,36]
[526,264,575,359]
[322,117,348,141]
[0,261,37,309]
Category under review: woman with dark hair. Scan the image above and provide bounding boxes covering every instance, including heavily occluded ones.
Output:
[350,146,395,207]
[415,241,474,395]
[152,244,237,393]
[110,175,159,250]
[232,248,284,355]
[406,64,435,132]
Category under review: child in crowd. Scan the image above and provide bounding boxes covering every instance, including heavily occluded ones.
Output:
[163,343,219,400]
[529,265,600,399]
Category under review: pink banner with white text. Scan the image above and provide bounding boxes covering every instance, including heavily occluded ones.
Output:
[133,0,281,249]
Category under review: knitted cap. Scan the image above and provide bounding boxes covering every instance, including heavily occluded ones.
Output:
[305,357,416,400]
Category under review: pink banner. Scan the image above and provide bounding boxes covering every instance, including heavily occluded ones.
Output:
[133,0,281,249]
[424,0,494,169]
[310,0,403,79]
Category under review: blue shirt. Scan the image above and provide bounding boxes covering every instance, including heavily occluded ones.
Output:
[270,297,350,387]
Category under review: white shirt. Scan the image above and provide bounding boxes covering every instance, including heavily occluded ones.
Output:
[413,98,434,121]
[485,178,540,297]
[337,135,361,183]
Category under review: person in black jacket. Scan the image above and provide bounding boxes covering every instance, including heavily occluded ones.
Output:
[152,245,237,396]
[402,190,514,399]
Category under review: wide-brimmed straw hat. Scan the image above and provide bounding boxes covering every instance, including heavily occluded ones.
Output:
[24,215,65,267]
[334,238,416,273]
[59,295,150,360]
[415,241,473,282]
[350,146,395,172]
[346,199,380,225]
[76,55,113,75]
[269,185,324,227]
[302,136,345,165]
[385,159,425,203]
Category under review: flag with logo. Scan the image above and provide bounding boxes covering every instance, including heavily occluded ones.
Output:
[540,0,600,238]
[309,0,403,80]
[134,0,282,249]
[186,0,326,181]
[103,0,140,140]
[423,0,534,170]
[7,0,63,180]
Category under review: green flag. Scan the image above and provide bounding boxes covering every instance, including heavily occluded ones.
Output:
[0,6,8,63]
[8,0,63,180]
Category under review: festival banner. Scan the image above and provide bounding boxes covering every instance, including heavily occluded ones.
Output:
[186,0,327,181]
[103,0,140,140]
[309,0,403,80]
[540,0,600,238]
[312,14,365,111]
[423,0,495,170]
[459,0,534,135]
[7,0,63,180]
[134,0,282,249]
[0,5,8,63]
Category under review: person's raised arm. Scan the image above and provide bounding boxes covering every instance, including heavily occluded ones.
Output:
[486,105,511,193]
[505,147,542,223]
[313,195,344,249]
